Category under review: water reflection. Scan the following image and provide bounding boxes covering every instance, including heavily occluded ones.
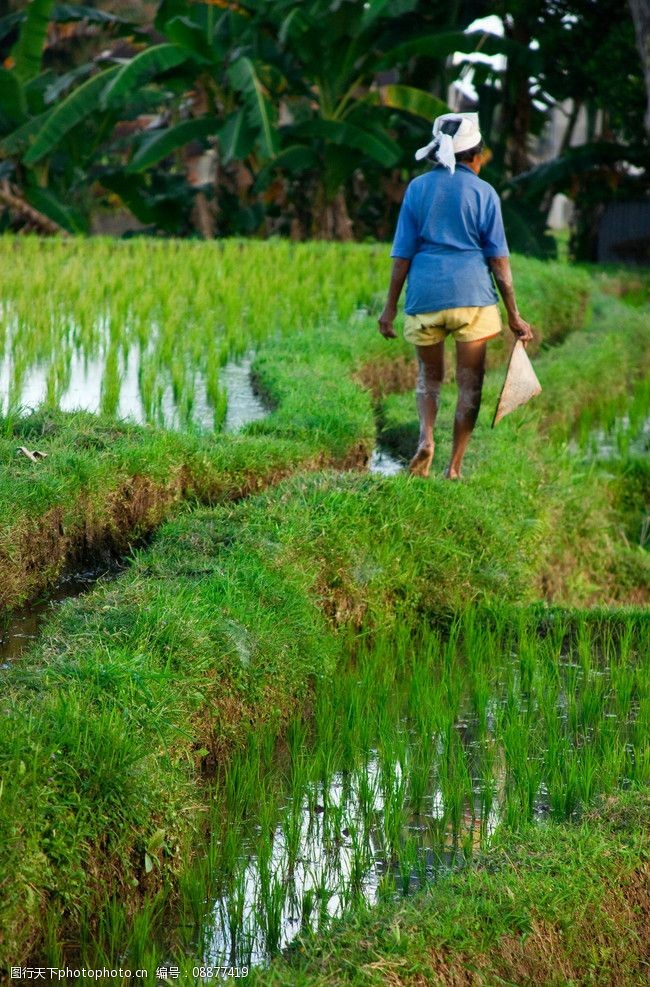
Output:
[0,568,114,664]
[207,744,504,967]
[572,414,650,462]
[0,345,268,435]
[368,448,404,476]
[221,353,269,434]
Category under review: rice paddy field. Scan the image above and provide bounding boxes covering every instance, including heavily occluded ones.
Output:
[0,237,649,985]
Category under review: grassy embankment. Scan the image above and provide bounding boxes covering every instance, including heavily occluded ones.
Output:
[0,246,587,611]
[378,293,650,605]
[1,243,647,972]
[0,238,398,610]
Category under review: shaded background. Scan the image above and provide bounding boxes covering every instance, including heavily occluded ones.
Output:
[0,0,648,260]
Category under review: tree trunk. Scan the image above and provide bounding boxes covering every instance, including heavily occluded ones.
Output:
[0,181,68,236]
[313,189,353,240]
[191,191,215,239]
[501,19,533,176]
[628,0,650,137]
[331,191,353,241]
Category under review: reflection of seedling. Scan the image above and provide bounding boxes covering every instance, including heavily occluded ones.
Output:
[255,872,286,956]
[76,606,648,971]
[224,870,247,963]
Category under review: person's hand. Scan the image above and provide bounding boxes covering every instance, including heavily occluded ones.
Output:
[378,307,397,339]
[509,314,533,343]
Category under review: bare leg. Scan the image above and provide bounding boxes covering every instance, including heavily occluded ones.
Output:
[410,342,444,477]
[446,338,487,479]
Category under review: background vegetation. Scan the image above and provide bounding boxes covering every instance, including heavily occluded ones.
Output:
[0,0,647,256]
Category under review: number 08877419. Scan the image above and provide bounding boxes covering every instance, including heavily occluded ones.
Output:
[192,967,249,979]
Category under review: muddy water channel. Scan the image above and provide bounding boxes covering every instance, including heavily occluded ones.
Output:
[0,568,119,665]
[158,614,645,972]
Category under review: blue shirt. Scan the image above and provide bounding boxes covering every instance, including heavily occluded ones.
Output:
[390,165,509,314]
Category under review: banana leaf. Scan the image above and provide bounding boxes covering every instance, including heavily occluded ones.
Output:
[253,144,318,191]
[164,15,215,63]
[52,5,129,25]
[128,116,221,171]
[25,185,88,233]
[378,30,539,74]
[291,118,400,167]
[229,57,278,158]
[369,85,449,122]
[155,0,191,33]
[101,45,190,108]
[44,63,95,105]
[218,110,257,164]
[0,69,27,126]
[509,142,650,201]
[0,12,23,45]
[24,65,120,165]
[11,0,56,84]
[0,110,51,155]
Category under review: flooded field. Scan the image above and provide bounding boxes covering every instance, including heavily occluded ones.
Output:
[0,343,265,432]
[1,241,646,980]
[149,614,646,971]
[0,238,390,429]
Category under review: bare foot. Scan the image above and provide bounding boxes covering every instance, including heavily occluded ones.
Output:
[409,443,434,477]
[444,465,462,480]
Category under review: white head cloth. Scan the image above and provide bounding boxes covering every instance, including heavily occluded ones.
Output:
[415,112,482,175]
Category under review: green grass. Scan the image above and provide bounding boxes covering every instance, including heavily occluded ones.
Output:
[0,237,589,423]
[0,413,317,609]
[0,240,646,975]
[379,295,650,605]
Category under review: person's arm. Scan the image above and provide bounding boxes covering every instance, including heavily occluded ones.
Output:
[380,182,417,339]
[378,257,410,339]
[488,256,533,342]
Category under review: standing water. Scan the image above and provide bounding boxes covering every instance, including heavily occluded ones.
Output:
[151,614,644,972]
[0,568,116,665]
[368,447,404,475]
[221,353,269,433]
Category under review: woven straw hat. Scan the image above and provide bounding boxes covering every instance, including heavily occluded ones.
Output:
[492,341,542,427]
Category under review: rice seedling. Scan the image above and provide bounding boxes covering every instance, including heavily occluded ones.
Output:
[0,240,646,979]
[0,237,394,427]
[0,236,591,431]
[136,606,640,972]
[254,870,286,957]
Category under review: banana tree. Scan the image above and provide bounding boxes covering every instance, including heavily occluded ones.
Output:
[54,1,509,238]
[1,0,517,239]
[508,140,650,260]
[241,0,528,237]
[0,0,138,232]
[75,0,266,234]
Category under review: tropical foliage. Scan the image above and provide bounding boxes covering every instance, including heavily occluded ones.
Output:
[0,0,646,255]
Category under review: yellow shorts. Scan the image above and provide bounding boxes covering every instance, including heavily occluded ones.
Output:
[404,305,502,346]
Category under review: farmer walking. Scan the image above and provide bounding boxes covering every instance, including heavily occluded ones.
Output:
[379,112,533,478]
